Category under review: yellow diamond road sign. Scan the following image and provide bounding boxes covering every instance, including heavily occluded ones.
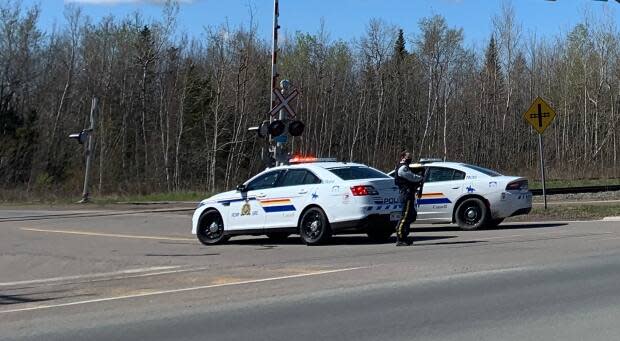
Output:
[523,97,557,134]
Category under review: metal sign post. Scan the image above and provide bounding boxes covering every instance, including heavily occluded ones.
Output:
[538,134,547,209]
[523,96,557,210]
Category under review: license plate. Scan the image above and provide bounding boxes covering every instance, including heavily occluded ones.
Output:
[390,212,401,221]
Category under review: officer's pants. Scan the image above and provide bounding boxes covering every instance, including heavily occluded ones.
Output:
[396,196,417,241]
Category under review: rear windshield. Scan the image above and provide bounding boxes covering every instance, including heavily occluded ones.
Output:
[328,166,390,180]
[462,164,502,177]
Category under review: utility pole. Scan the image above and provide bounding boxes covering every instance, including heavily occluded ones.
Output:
[80,98,97,203]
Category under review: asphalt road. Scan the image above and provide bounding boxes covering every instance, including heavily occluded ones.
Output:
[2,207,620,340]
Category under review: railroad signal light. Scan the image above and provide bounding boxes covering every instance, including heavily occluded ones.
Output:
[288,120,305,137]
[268,120,286,137]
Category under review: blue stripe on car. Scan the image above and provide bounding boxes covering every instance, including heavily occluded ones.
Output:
[417,198,452,205]
[263,205,296,213]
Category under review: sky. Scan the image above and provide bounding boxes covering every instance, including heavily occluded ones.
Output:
[23,0,620,49]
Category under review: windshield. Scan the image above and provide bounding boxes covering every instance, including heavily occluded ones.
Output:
[328,166,390,180]
[462,164,502,177]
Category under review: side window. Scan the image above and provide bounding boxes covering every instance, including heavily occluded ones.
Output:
[452,170,466,180]
[246,171,282,191]
[302,171,321,185]
[426,167,460,183]
[278,169,308,187]
[411,167,426,178]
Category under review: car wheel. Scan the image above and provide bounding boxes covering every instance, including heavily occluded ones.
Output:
[197,209,230,245]
[455,198,488,231]
[367,224,394,242]
[266,232,291,242]
[485,218,505,229]
[299,207,332,245]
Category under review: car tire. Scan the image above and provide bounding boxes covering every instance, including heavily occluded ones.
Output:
[299,207,332,245]
[266,232,291,242]
[197,209,230,245]
[367,224,394,242]
[455,198,488,231]
[485,218,505,229]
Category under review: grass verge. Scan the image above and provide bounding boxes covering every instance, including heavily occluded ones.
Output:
[92,191,207,204]
[0,191,208,206]
[529,178,619,189]
[508,203,620,222]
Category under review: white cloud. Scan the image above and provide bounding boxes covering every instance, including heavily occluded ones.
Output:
[64,0,194,4]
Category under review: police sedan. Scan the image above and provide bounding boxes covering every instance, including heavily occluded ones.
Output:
[389,160,532,230]
[192,158,402,245]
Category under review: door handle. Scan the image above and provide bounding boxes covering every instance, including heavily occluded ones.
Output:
[255,193,267,198]
[452,187,460,189]
[298,190,308,194]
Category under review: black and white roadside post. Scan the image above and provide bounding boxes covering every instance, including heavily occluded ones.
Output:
[69,97,97,203]
[523,97,557,210]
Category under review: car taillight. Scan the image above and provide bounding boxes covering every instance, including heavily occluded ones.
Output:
[506,180,528,191]
[350,185,378,196]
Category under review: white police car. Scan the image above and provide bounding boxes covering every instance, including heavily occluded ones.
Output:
[389,160,532,230]
[192,158,403,245]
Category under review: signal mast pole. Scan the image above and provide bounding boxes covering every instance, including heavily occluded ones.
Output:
[270,0,280,165]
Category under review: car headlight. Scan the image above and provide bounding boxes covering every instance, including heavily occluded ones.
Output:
[197,201,207,208]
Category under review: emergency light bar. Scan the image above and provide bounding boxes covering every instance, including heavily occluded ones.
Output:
[419,158,443,164]
[289,156,338,164]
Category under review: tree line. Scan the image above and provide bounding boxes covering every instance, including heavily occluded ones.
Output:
[0,1,618,197]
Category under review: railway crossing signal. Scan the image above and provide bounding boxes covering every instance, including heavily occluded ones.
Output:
[248,1,306,167]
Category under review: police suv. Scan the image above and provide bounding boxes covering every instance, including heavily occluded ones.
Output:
[192,158,402,245]
[389,159,532,230]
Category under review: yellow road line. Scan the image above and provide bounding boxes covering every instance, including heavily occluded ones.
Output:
[0,267,365,314]
[21,228,194,241]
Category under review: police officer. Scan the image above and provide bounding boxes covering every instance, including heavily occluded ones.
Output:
[394,151,424,246]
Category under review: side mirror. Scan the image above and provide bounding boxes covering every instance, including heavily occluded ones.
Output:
[236,184,247,192]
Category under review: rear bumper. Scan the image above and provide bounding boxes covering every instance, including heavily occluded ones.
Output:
[490,191,532,219]
[331,214,395,233]
[509,207,532,217]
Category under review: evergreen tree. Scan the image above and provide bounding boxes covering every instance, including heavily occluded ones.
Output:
[394,28,407,61]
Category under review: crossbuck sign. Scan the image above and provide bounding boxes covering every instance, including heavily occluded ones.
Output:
[268,88,299,118]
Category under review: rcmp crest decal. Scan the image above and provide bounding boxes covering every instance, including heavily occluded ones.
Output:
[241,202,251,216]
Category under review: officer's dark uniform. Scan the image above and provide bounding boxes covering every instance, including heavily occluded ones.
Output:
[394,161,423,245]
